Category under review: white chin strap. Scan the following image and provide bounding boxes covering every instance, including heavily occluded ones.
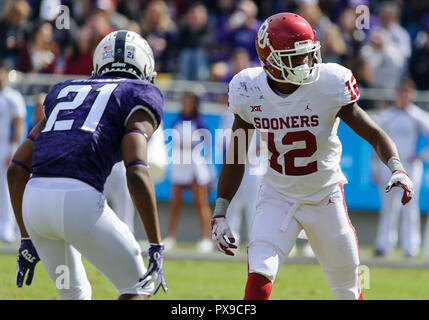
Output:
[286,64,310,83]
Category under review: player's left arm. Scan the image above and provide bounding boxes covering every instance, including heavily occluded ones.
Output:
[7,118,46,287]
[121,109,167,294]
[7,118,46,238]
[337,102,413,205]
[121,109,161,245]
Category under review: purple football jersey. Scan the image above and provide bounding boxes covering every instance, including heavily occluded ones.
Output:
[31,75,164,192]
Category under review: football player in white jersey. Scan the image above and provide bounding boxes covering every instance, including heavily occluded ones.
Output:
[211,13,414,300]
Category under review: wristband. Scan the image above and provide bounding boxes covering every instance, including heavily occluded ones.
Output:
[387,157,404,173]
[149,243,164,248]
[124,129,148,141]
[213,198,230,217]
[125,160,149,169]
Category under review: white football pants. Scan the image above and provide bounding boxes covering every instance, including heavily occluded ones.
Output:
[248,183,361,300]
[104,162,135,233]
[22,177,153,300]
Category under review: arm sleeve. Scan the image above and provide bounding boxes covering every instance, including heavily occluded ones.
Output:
[125,82,164,130]
[338,68,360,107]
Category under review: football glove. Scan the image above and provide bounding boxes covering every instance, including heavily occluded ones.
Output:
[16,238,40,287]
[211,215,237,256]
[140,243,167,295]
[385,169,414,205]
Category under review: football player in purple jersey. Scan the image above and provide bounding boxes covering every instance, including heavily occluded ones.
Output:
[7,30,167,300]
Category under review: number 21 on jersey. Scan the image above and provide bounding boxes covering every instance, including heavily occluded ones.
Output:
[42,84,118,133]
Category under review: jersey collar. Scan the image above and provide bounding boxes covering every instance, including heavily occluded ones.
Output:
[259,71,305,103]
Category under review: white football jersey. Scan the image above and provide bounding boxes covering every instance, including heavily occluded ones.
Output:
[228,63,360,203]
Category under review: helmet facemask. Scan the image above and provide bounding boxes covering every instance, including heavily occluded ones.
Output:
[264,40,321,85]
[95,61,157,83]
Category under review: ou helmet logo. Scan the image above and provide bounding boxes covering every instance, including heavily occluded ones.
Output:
[257,20,270,49]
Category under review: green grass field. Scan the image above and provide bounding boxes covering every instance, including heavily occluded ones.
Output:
[1,253,428,300]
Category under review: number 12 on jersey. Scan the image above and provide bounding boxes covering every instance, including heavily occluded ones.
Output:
[345,75,360,101]
[42,83,118,133]
[265,130,318,176]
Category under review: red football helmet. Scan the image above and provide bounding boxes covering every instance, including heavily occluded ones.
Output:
[255,13,321,85]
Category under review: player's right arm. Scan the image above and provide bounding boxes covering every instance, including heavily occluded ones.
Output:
[212,114,255,255]
[337,102,413,205]
[217,114,254,201]
[332,64,413,205]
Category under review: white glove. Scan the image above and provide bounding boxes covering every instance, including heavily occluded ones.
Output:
[211,215,237,256]
[385,170,414,205]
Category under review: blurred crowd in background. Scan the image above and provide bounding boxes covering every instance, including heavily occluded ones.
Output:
[1,0,429,100]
